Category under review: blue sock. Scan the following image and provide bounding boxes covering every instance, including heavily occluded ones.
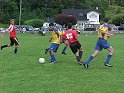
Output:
[84,56,94,64]
[50,55,55,62]
[62,46,67,52]
[105,54,112,64]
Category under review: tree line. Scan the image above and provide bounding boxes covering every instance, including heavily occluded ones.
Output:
[0,0,124,26]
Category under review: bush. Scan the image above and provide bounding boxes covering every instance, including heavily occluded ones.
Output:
[111,14,124,26]
[55,14,77,25]
[24,19,45,27]
[0,23,9,28]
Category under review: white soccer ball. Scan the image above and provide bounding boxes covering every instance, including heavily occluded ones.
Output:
[39,58,45,64]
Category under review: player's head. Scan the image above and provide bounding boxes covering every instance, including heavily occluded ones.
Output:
[49,23,55,30]
[103,18,109,23]
[10,19,14,24]
[67,23,72,29]
[61,22,66,28]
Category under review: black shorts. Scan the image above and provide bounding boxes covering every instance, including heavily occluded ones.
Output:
[70,42,81,54]
[10,37,19,46]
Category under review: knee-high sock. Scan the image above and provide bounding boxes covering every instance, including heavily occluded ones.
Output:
[1,45,8,50]
[14,48,18,54]
[50,55,55,62]
[84,56,94,64]
[105,54,112,64]
[79,51,83,59]
[62,46,67,52]
[76,56,80,62]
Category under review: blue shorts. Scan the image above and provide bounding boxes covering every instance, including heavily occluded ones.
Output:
[49,43,59,52]
[94,38,111,51]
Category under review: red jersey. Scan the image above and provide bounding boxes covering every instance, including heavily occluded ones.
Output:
[62,29,78,44]
[7,24,16,38]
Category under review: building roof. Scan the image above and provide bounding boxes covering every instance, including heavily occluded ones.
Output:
[62,9,99,21]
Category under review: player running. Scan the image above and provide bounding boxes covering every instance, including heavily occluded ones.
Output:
[83,18,114,69]
[1,19,20,54]
[62,23,83,65]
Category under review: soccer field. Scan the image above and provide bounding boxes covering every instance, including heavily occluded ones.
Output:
[0,33,124,93]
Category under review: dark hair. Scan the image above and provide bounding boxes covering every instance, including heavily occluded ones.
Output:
[49,23,54,26]
[67,23,72,29]
[103,18,109,23]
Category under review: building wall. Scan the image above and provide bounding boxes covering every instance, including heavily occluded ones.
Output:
[87,11,100,24]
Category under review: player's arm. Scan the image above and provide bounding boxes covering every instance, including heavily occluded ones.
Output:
[73,30,79,40]
[101,30,113,37]
[6,25,13,33]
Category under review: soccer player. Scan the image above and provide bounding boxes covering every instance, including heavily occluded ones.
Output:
[83,18,114,69]
[1,19,19,54]
[60,23,69,55]
[62,23,83,65]
[48,23,61,64]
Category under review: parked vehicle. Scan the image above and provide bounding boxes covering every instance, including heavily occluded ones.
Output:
[39,27,47,36]
[118,24,124,30]
[108,24,118,31]
[22,25,34,33]
[84,24,96,31]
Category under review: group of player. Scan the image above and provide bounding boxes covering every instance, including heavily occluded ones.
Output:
[44,18,114,69]
[0,18,114,69]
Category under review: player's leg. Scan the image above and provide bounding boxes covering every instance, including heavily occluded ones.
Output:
[83,40,102,68]
[49,43,59,64]
[61,40,69,55]
[77,42,83,61]
[84,50,100,66]
[45,48,49,54]
[1,38,13,50]
[104,46,114,67]
[70,42,82,65]
[14,38,20,54]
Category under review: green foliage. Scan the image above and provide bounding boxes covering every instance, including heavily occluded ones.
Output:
[111,14,124,25]
[105,5,124,19]
[24,19,45,27]
[0,0,124,24]
[0,23,8,28]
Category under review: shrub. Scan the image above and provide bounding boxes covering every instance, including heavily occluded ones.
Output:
[111,14,124,25]
[24,19,44,27]
[55,14,77,25]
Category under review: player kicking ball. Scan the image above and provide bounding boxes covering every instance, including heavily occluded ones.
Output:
[83,18,114,69]
[1,19,20,54]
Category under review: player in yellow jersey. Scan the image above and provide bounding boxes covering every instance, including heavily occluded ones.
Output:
[83,18,114,68]
[48,23,61,64]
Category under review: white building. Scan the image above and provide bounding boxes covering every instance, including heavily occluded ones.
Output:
[62,9,100,31]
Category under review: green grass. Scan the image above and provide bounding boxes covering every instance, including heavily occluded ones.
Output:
[0,33,124,93]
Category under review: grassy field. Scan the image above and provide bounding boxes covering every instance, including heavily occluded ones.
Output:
[0,33,124,93]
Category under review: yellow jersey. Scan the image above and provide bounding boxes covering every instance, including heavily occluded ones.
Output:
[51,28,61,44]
[98,24,109,40]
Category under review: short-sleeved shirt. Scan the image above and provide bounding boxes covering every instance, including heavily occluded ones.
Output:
[62,29,78,44]
[51,28,61,44]
[98,24,109,40]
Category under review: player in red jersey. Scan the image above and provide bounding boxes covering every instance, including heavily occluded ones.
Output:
[62,23,83,65]
[1,19,19,54]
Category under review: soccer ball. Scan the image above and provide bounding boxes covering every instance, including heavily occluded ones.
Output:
[39,58,45,64]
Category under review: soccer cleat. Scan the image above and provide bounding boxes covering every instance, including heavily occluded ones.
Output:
[61,51,66,55]
[83,63,89,69]
[50,61,54,64]
[78,62,82,65]
[104,63,113,67]
[45,48,49,54]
